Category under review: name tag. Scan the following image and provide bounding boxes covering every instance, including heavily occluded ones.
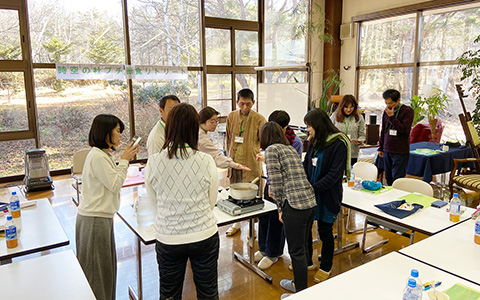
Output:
[234,136,244,143]
[312,157,318,167]
[389,129,397,136]
[347,134,352,139]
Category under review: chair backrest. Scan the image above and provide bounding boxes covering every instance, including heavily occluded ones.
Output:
[352,161,378,181]
[72,149,91,175]
[392,178,433,197]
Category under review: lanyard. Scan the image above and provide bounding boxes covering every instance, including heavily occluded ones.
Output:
[344,117,351,133]
[101,149,115,165]
[395,103,402,118]
[200,124,207,133]
[159,120,165,130]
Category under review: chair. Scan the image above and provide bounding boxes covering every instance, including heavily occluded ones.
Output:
[71,149,90,206]
[361,178,433,253]
[346,162,378,233]
[448,85,480,197]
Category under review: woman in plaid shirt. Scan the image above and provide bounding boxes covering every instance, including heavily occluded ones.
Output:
[260,121,316,299]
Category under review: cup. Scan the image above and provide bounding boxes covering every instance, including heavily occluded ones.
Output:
[442,145,449,152]
[428,291,450,300]
[128,165,140,177]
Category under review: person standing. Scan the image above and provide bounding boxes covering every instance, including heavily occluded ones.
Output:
[303,108,350,284]
[330,94,366,166]
[145,103,220,300]
[76,114,138,300]
[225,88,266,236]
[378,89,414,185]
[146,95,180,156]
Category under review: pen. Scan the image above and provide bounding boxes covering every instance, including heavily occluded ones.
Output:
[424,281,442,291]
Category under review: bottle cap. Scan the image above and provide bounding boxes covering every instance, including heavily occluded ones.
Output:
[351,166,353,169]
[410,269,419,277]
[408,278,416,288]
[7,215,12,221]
[453,193,459,198]
[11,191,16,196]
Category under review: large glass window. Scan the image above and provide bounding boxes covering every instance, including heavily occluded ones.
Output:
[205,0,257,21]
[264,0,308,66]
[0,139,36,177]
[0,72,28,132]
[235,30,258,65]
[0,9,22,60]
[207,74,232,116]
[206,28,231,65]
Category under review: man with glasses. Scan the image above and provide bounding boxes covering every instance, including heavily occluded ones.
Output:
[225,88,266,236]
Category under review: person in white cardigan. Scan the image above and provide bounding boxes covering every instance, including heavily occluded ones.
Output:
[330,94,366,165]
[76,114,138,300]
[145,103,220,300]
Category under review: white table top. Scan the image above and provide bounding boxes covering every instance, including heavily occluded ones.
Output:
[117,190,277,245]
[287,252,480,299]
[400,219,480,285]
[0,250,95,299]
[343,185,475,235]
[0,198,69,261]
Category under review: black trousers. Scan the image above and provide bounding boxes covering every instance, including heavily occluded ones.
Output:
[282,201,315,292]
[258,184,286,257]
[384,152,409,186]
[307,219,335,272]
[155,232,220,300]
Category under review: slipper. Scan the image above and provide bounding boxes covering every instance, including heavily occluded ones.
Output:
[226,226,240,236]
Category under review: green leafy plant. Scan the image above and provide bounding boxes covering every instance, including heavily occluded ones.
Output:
[313,69,342,114]
[424,88,450,120]
[458,34,480,131]
[410,95,425,126]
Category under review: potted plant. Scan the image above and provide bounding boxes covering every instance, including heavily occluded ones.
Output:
[410,94,425,127]
[423,88,450,138]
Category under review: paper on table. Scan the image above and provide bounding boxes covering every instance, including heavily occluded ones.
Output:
[399,192,436,208]
[359,186,393,195]
[410,148,444,156]
[444,283,480,300]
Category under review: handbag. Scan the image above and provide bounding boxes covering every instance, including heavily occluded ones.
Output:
[374,199,423,219]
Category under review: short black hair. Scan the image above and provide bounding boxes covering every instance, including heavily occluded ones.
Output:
[268,110,290,128]
[159,95,180,109]
[88,114,125,150]
[237,88,254,101]
[304,108,339,150]
[260,122,290,150]
[382,89,400,102]
[199,106,220,124]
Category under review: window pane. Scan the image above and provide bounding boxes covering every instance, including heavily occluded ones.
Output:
[35,69,130,171]
[134,72,201,159]
[206,28,231,65]
[0,72,28,132]
[205,0,257,21]
[421,6,480,62]
[418,65,469,141]
[28,0,125,64]
[207,74,232,116]
[0,9,22,60]
[235,30,258,65]
[128,0,200,66]
[263,71,307,83]
[0,139,36,177]
[358,67,413,118]
[265,0,307,65]
[359,14,416,66]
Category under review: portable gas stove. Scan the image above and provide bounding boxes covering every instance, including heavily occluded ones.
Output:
[216,196,264,216]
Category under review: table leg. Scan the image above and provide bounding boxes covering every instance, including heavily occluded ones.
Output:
[128,236,142,300]
[233,218,273,284]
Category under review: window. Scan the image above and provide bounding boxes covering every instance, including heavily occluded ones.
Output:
[0,139,36,177]
[0,72,28,132]
[205,0,257,21]
[0,9,22,60]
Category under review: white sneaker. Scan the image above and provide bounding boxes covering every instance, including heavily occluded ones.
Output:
[254,251,264,263]
[280,279,296,293]
[258,256,278,270]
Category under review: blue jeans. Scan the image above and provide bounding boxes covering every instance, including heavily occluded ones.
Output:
[257,184,285,257]
[384,152,409,186]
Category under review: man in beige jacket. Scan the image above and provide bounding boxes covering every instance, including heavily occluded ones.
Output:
[225,88,266,235]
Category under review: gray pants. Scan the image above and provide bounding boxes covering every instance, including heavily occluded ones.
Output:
[76,214,116,300]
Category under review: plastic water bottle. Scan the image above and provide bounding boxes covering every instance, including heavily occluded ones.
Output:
[136,188,155,227]
[475,214,480,245]
[9,191,21,218]
[5,215,18,249]
[449,193,461,223]
[348,166,355,187]
[403,278,421,300]
[406,269,423,297]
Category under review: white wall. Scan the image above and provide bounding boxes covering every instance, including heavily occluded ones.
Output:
[339,0,431,95]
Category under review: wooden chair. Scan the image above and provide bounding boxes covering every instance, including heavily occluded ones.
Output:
[448,85,480,197]
[71,149,90,206]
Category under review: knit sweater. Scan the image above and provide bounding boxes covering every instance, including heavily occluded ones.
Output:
[146,119,166,157]
[78,147,129,218]
[145,148,218,245]
[330,112,366,158]
[198,127,235,169]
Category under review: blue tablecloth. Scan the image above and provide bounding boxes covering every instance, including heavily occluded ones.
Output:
[375,142,474,182]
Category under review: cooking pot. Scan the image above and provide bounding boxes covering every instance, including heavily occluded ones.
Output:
[230,177,260,200]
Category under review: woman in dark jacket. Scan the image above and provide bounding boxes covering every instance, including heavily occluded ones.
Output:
[303,108,351,283]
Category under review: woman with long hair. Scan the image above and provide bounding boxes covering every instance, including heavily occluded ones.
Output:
[76,114,138,300]
[330,94,365,165]
[145,103,220,300]
[304,108,351,284]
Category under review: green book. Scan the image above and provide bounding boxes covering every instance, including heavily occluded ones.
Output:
[444,283,480,300]
[397,192,437,208]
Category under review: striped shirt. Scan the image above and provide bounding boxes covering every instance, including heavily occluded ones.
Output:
[265,143,316,212]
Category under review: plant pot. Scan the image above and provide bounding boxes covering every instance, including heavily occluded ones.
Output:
[429,118,438,139]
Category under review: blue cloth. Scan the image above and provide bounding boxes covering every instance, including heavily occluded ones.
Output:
[310,149,337,223]
[376,142,474,182]
[374,200,423,219]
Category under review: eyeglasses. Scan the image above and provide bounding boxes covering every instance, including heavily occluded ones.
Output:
[208,118,219,124]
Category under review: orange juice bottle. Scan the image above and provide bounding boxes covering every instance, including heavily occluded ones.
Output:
[5,215,18,249]
[348,166,355,187]
[475,215,480,245]
[449,193,461,223]
[9,191,21,218]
